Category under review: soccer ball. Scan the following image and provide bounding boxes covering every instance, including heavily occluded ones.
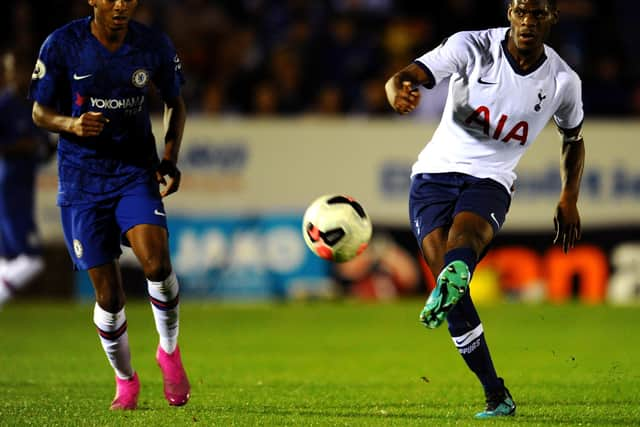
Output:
[302,194,373,262]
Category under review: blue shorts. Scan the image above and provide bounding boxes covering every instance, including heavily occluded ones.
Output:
[60,177,167,270]
[409,172,511,248]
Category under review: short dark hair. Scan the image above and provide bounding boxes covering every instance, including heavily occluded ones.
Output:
[510,0,557,10]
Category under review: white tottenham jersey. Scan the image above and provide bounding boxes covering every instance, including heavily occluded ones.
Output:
[411,27,584,192]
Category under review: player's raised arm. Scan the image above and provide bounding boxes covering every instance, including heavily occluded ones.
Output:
[385,63,431,115]
[156,95,186,197]
[553,125,585,253]
[32,101,108,137]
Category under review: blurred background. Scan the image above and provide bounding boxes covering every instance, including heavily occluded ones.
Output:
[2,0,639,306]
[3,0,640,116]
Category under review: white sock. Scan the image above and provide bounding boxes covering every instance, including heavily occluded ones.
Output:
[0,255,44,305]
[148,271,180,354]
[93,303,134,380]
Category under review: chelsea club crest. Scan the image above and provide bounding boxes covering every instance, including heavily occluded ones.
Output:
[73,239,83,259]
[131,69,149,88]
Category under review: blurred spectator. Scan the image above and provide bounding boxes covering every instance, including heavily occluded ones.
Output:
[269,47,306,114]
[583,53,630,116]
[551,0,596,72]
[251,80,280,116]
[310,85,345,115]
[200,82,227,115]
[629,84,640,117]
[354,77,390,115]
[1,0,634,118]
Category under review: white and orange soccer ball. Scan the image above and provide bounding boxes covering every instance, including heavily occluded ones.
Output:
[302,194,373,263]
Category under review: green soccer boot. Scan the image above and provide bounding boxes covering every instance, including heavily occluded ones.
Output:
[419,260,470,328]
[474,383,516,419]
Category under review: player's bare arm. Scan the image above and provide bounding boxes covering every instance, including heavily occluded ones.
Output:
[385,63,430,114]
[32,102,108,137]
[156,95,186,197]
[554,125,585,253]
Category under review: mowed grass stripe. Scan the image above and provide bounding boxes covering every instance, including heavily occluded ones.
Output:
[0,301,638,426]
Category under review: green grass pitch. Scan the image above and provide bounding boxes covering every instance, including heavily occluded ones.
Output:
[0,300,638,426]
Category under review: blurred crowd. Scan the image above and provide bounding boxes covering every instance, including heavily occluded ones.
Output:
[2,0,639,117]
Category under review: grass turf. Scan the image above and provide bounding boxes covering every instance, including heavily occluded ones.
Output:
[0,300,638,426]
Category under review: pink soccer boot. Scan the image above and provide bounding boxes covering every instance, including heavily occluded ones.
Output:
[109,372,140,410]
[156,345,190,406]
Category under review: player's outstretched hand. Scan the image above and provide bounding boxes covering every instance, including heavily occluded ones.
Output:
[156,159,181,198]
[393,81,421,114]
[72,111,109,137]
[553,200,581,253]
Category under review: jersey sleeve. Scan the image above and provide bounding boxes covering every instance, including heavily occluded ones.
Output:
[553,71,584,130]
[153,33,186,101]
[28,33,65,108]
[414,31,474,89]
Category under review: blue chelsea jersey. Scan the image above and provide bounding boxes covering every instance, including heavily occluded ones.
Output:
[28,17,185,204]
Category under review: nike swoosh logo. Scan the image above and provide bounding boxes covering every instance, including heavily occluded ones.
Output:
[154,209,166,217]
[73,73,92,80]
[477,77,497,85]
[490,212,500,227]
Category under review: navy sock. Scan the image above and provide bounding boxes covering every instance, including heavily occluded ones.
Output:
[447,293,502,393]
[443,247,478,276]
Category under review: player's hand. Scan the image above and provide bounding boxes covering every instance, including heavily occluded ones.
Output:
[156,158,181,197]
[553,200,581,253]
[393,81,421,114]
[71,111,109,137]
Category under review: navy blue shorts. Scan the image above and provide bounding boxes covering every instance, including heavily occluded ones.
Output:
[60,177,167,270]
[409,172,511,248]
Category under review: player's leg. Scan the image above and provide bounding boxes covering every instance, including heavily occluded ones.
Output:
[420,227,481,333]
[429,176,511,327]
[88,261,139,410]
[442,210,492,304]
[116,176,189,406]
[60,203,139,410]
[417,219,514,418]
[447,290,515,418]
[408,173,475,328]
[126,223,190,406]
[126,223,178,355]
[445,179,515,418]
[419,213,486,328]
[428,212,514,418]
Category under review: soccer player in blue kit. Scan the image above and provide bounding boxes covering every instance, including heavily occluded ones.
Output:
[29,0,189,410]
[385,0,585,419]
[0,51,53,308]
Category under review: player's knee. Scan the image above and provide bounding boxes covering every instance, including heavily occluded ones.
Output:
[143,259,172,282]
[95,291,125,313]
[447,229,490,255]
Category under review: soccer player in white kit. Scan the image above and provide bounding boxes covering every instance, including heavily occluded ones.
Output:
[385,0,585,418]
